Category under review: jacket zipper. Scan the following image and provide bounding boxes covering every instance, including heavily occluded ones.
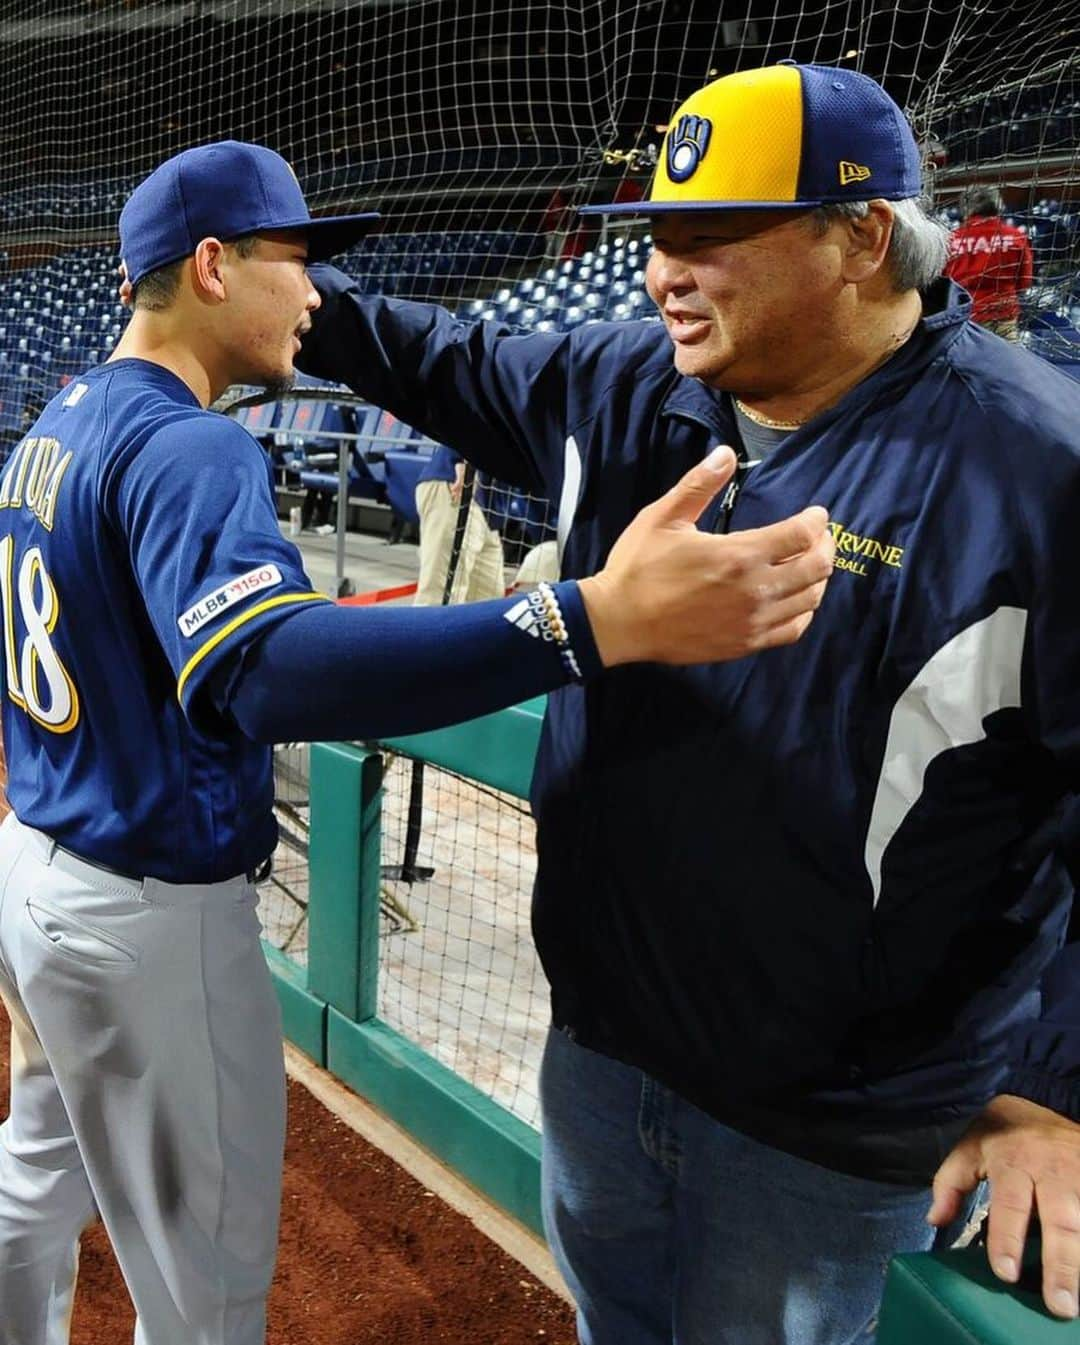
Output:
[663,410,751,534]
[715,454,754,533]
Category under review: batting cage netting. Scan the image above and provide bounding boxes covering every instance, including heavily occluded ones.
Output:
[1,0,1077,1131]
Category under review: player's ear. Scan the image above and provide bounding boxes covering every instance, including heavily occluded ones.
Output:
[841,201,892,284]
[191,237,229,303]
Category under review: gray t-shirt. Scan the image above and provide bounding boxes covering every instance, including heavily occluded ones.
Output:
[730,398,793,465]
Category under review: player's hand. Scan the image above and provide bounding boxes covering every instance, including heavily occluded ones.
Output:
[578,446,834,667]
[117,261,133,308]
[929,1094,1080,1320]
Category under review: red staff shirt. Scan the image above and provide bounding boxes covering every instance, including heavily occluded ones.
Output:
[944,215,1034,323]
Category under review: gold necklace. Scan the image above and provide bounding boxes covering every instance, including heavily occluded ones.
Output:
[732,397,804,431]
[732,320,921,432]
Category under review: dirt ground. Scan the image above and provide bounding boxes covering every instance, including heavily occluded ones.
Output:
[0,1003,576,1344]
[0,742,577,1345]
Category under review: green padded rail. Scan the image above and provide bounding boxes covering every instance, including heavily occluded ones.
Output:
[377,695,546,801]
[878,1241,1080,1344]
[285,719,549,1232]
[262,940,325,1064]
[306,742,384,1023]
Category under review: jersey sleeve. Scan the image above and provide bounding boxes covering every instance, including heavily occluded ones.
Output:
[106,411,330,722]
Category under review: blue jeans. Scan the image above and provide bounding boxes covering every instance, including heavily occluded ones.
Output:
[540,1027,981,1345]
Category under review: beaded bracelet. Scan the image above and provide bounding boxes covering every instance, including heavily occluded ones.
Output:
[527,581,583,682]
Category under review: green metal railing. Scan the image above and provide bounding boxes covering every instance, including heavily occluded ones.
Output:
[263,698,548,1233]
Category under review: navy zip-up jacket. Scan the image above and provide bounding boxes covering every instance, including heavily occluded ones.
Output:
[299,269,1080,1163]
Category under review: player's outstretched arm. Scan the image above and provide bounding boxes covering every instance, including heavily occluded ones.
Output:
[217,448,835,744]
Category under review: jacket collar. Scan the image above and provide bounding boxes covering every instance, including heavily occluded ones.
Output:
[659,279,972,433]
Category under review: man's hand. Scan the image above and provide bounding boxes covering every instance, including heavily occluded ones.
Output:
[578,445,834,667]
[929,1094,1080,1320]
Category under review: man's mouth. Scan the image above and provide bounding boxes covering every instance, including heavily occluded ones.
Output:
[665,311,711,343]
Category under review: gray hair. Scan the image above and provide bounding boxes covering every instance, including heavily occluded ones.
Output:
[807,199,950,293]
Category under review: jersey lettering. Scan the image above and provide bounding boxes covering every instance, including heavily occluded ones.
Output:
[0,536,80,733]
[0,436,73,531]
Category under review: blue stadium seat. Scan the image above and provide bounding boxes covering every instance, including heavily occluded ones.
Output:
[232,399,279,442]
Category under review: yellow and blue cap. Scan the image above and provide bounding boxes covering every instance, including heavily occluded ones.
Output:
[119,141,379,288]
[580,63,922,217]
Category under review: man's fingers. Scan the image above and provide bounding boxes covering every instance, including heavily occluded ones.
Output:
[749,580,829,642]
[753,609,817,650]
[985,1166,1035,1284]
[928,1145,982,1228]
[648,445,737,527]
[750,505,832,563]
[763,535,835,600]
[1035,1182,1080,1318]
[926,1184,965,1230]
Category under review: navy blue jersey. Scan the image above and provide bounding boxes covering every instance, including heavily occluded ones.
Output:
[0,359,327,881]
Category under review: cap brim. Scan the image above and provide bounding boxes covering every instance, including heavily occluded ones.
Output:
[578,199,825,216]
[298,212,380,260]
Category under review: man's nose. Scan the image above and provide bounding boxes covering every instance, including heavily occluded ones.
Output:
[648,251,695,297]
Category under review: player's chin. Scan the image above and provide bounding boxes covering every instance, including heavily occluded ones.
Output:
[261,366,297,397]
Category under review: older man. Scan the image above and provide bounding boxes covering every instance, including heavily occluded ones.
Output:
[297,63,1080,1343]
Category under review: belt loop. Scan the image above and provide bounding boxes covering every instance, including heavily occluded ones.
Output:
[41,835,57,865]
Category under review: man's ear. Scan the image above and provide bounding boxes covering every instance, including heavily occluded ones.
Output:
[842,201,893,284]
[191,238,229,302]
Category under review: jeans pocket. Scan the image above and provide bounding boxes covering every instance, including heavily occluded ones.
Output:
[25,895,140,969]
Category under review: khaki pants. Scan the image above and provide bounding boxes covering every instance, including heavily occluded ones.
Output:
[414,480,506,606]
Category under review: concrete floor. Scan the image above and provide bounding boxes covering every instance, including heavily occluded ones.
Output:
[284,507,421,600]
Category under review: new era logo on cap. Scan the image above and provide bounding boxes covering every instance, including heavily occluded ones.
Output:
[839,161,872,186]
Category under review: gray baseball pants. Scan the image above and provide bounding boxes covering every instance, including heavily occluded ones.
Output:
[0,813,286,1344]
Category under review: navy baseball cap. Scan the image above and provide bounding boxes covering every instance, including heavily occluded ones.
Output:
[119,140,379,288]
[580,63,922,216]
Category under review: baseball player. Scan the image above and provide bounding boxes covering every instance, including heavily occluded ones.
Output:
[0,141,834,1345]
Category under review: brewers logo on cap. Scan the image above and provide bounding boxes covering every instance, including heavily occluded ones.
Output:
[666,115,712,184]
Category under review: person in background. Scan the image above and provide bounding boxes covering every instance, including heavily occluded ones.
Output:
[944,185,1034,339]
[414,445,506,605]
